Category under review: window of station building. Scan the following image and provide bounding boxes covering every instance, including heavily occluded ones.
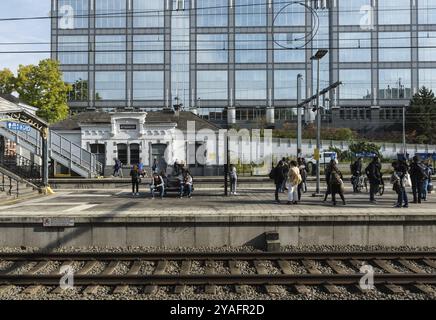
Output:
[378,32,411,62]
[339,33,371,62]
[378,0,410,25]
[63,72,89,101]
[273,33,306,63]
[58,0,89,29]
[133,35,164,64]
[273,1,305,26]
[197,34,228,64]
[236,34,266,63]
[133,71,164,100]
[95,0,126,28]
[338,0,371,26]
[58,35,88,65]
[235,70,267,100]
[95,71,126,100]
[235,0,267,27]
[133,0,164,28]
[274,70,306,100]
[419,69,436,92]
[379,69,412,99]
[418,32,436,62]
[95,35,126,64]
[339,70,372,100]
[197,0,228,27]
[130,144,140,165]
[197,71,228,100]
[419,0,436,24]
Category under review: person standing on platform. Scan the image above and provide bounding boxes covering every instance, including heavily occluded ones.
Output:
[272,161,286,204]
[409,156,427,204]
[365,156,382,203]
[229,164,238,195]
[113,158,123,177]
[297,158,307,200]
[287,160,302,205]
[323,159,335,202]
[327,160,346,206]
[130,165,140,197]
[422,160,433,201]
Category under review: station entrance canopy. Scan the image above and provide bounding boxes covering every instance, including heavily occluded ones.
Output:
[0,96,49,186]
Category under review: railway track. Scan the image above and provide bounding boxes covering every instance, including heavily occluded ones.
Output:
[0,251,435,297]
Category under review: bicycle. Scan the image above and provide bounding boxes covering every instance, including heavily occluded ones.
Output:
[352,175,367,193]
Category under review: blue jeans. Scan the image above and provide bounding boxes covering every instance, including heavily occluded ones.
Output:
[150,186,164,198]
[180,184,192,197]
[397,188,408,206]
[422,180,429,200]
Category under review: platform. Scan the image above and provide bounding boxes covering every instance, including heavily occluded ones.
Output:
[0,188,435,248]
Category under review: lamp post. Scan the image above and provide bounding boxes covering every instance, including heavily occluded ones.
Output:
[297,74,303,155]
[403,104,407,160]
[310,49,328,196]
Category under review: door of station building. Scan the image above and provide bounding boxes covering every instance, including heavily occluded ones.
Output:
[90,143,106,168]
[151,143,168,172]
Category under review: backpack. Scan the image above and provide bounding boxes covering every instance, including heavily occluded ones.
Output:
[269,167,276,180]
[417,163,429,181]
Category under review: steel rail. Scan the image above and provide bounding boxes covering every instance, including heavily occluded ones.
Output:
[0,274,435,286]
[0,251,435,261]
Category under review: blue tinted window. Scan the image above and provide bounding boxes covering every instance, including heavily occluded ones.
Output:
[95,71,126,100]
[133,71,164,100]
[339,33,371,62]
[133,0,164,28]
[58,36,88,64]
[133,35,164,64]
[236,70,266,100]
[236,34,266,63]
[274,70,306,100]
[235,0,266,26]
[379,69,412,99]
[197,71,228,100]
[197,0,228,27]
[378,0,410,25]
[339,70,372,100]
[96,0,126,28]
[95,35,126,64]
[378,32,410,62]
[58,0,88,29]
[197,34,228,64]
[419,32,436,61]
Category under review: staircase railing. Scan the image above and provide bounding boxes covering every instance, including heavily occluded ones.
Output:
[0,166,40,197]
[0,153,42,186]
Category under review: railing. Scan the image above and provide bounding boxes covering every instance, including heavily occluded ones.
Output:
[0,153,42,186]
[0,166,39,197]
[49,130,103,177]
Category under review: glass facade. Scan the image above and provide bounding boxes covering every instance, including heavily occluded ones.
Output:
[52,0,436,127]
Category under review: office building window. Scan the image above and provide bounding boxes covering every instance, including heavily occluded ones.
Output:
[58,0,88,29]
[95,35,126,64]
[338,0,371,26]
[236,34,266,63]
[274,33,306,63]
[133,0,164,27]
[378,32,411,62]
[235,0,266,26]
[419,0,436,24]
[197,71,228,100]
[63,72,89,101]
[235,70,266,100]
[339,70,372,100]
[378,0,410,25]
[197,34,228,64]
[95,71,126,100]
[274,1,305,26]
[133,71,164,100]
[419,69,436,92]
[419,32,436,61]
[379,69,412,99]
[133,35,164,64]
[96,0,126,28]
[274,70,306,100]
[339,33,371,62]
[58,36,88,64]
[197,0,228,27]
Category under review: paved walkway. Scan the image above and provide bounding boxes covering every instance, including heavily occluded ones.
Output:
[0,188,435,217]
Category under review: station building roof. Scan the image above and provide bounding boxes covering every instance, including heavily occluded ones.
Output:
[50,110,221,132]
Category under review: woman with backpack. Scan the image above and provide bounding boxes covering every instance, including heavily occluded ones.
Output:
[326,160,346,206]
[130,165,140,197]
[390,161,409,208]
[287,160,302,205]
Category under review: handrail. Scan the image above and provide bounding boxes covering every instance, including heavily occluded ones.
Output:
[0,153,42,186]
[0,165,40,192]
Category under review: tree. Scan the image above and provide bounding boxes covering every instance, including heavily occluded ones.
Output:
[407,86,436,144]
[0,68,15,94]
[349,141,382,157]
[15,59,71,124]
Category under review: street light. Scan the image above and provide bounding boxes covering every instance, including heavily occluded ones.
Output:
[310,49,328,196]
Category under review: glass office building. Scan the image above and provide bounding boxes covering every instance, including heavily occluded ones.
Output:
[51,0,436,129]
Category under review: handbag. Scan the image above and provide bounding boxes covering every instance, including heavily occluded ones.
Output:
[403,173,412,188]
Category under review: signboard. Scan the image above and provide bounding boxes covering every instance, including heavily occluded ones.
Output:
[314,148,320,161]
[43,217,75,227]
[6,121,31,132]
[120,124,137,130]
[416,153,436,161]
[355,152,377,158]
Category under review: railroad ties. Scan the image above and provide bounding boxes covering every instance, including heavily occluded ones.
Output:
[0,251,435,297]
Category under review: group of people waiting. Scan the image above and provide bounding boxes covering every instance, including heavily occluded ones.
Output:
[270,157,308,204]
[128,160,194,199]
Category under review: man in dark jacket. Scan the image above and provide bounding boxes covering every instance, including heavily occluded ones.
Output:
[409,156,428,204]
[365,156,382,203]
[273,161,286,203]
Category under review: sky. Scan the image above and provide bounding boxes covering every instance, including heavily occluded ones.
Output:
[0,0,51,74]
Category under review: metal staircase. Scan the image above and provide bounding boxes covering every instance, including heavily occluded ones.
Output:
[0,122,102,178]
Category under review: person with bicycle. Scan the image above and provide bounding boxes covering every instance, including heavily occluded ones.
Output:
[365,156,382,204]
[351,157,363,193]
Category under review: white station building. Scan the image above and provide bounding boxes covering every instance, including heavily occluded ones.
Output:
[51,109,222,176]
